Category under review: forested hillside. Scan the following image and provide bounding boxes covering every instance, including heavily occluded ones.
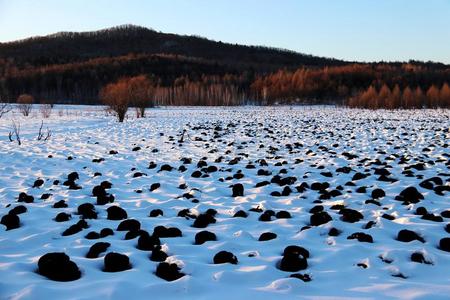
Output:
[1,25,449,107]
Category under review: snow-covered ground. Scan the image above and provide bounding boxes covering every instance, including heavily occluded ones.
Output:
[0,105,449,300]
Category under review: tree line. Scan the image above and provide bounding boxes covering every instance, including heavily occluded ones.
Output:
[250,64,450,105]
[0,53,240,104]
[348,83,450,109]
[5,62,450,112]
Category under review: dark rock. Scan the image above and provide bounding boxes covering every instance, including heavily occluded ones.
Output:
[279,252,307,272]
[96,192,115,205]
[1,213,20,230]
[258,232,277,241]
[100,228,114,237]
[62,220,88,236]
[281,186,292,196]
[311,182,329,191]
[159,164,173,172]
[330,204,345,210]
[355,186,367,193]
[103,252,131,272]
[397,229,425,243]
[213,251,238,264]
[132,172,146,178]
[329,189,342,197]
[150,183,161,191]
[276,210,291,219]
[153,225,182,238]
[137,232,161,251]
[85,231,101,239]
[382,214,396,221]
[255,181,270,187]
[441,210,450,218]
[107,206,127,220]
[125,229,146,240]
[233,210,248,218]
[149,209,163,217]
[77,203,97,219]
[55,212,71,222]
[52,200,67,208]
[41,193,52,200]
[352,173,367,181]
[86,242,110,258]
[33,179,44,188]
[295,183,309,193]
[396,187,424,204]
[340,208,364,223]
[191,170,202,178]
[357,263,368,269]
[377,175,397,183]
[178,209,196,219]
[283,245,310,258]
[195,231,217,244]
[92,185,106,197]
[411,252,432,264]
[8,205,27,215]
[150,247,168,262]
[207,166,218,173]
[101,181,112,189]
[364,221,376,229]
[232,184,244,197]
[259,211,273,222]
[347,232,373,243]
[206,208,218,216]
[371,188,386,199]
[38,252,81,281]
[290,273,311,282]
[155,262,184,281]
[415,206,428,215]
[18,192,34,203]
[419,177,442,190]
[309,205,323,214]
[439,237,450,252]
[310,211,332,226]
[328,227,341,236]
[117,219,141,231]
[180,157,192,164]
[421,213,443,222]
[193,213,216,228]
[66,172,80,183]
[365,199,381,206]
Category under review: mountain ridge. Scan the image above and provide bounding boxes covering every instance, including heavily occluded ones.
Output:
[0,24,346,71]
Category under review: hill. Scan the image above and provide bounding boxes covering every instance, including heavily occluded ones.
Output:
[0,24,343,71]
[0,25,449,106]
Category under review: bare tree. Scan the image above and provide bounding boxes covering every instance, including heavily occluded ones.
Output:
[128,75,155,118]
[36,121,52,141]
[9,120,21,145]
[17,94,34,116]
[0,96,11,118]
[100,75,157,121]
[100,79,130,122]
[39,100,53,118]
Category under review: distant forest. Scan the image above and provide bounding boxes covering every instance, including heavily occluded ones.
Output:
[1,25,449,108]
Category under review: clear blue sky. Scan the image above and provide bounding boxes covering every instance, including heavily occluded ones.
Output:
[1,0,449,63]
